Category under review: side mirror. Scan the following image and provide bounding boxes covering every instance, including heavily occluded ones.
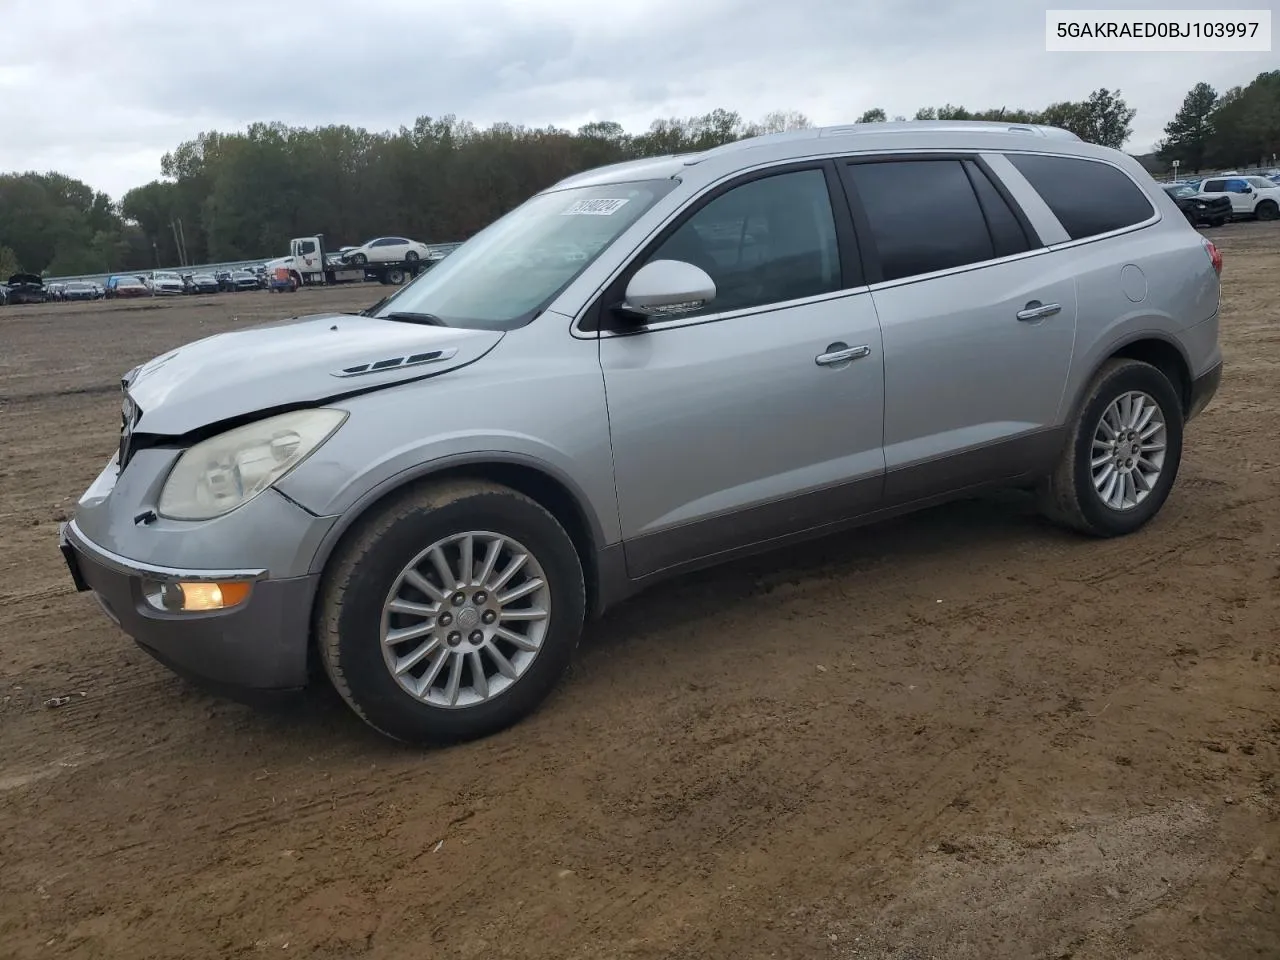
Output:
[617,259,716,320]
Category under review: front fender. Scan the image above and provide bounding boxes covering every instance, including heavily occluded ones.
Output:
[273,326,620,551]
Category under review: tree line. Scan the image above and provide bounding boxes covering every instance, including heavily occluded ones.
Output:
[0,72,1275,279]
[1156,70,1280,173]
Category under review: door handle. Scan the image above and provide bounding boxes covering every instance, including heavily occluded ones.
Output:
[815,344,871,366]
[1016,301,1061,322]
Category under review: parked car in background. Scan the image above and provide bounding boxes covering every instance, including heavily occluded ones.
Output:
[6,273,47,304]
[62,280,103,301]
[343,236,432,264]
[105,275,151,299]
[1162,183,1231,228]
[150,272,186,296]
[1195,176,1280,220]
[58,120,1224,746]
[187,273,220,294]
[227,269,261,291]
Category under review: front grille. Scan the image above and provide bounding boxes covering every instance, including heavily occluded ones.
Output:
[119,381,140,469]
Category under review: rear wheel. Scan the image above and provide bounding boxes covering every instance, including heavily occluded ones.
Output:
[1038,358,1184,537]
[1255,200,1278,221]
[317,479,586,745]
[405,250,420,262]
[385,268,405,285]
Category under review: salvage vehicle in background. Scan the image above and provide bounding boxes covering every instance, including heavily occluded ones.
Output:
[268,235,431,288]
[227,269,262,291]
[343,236,433,265]
[185,273,221,294]
[62,280,104,301]
[6,273,47,304]
[1162,183,1231,227]
[105,275,151,299]
[58,121,1224,747]
[1194,176,1280,220]
[150,272,186,296]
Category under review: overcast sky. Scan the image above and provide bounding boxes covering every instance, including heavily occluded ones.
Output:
[1,0,1274,199]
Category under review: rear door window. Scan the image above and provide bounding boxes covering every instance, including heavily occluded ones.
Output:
[841,158,1029,283]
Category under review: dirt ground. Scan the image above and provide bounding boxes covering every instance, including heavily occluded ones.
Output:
[1,231,1277,960]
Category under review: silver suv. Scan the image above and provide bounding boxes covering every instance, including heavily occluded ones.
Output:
[59,121,1224,744]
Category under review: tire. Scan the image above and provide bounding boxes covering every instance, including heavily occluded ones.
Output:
[316,479,586,745]
[351,252,368,265]
[386,268,405,285]
[405,250,420,262]
[1255,200,1279,221]
[1038,358,1184,538]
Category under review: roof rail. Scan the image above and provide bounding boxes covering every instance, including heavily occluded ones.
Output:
[683,120,1082,165]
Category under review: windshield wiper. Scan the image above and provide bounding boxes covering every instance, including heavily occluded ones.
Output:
[381,311,448,326]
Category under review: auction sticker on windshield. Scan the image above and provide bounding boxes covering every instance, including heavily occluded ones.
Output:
[562,198,630,216]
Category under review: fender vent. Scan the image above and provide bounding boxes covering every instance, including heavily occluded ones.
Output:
[334,347,458,378]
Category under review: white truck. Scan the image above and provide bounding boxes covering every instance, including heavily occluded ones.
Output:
[265,235,458,289]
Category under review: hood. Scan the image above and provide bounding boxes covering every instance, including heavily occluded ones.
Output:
[8,273,42,287]
[125,312,504,435]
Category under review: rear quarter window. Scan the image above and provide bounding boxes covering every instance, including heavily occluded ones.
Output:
[1006,153,1156,241]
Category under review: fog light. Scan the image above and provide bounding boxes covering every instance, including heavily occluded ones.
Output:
[147,580,252,612]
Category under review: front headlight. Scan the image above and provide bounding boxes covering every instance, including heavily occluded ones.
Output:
[157,408,347,520]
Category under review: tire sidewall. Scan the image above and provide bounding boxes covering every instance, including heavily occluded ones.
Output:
[327,491,585,744]
[1070,363,1184,535]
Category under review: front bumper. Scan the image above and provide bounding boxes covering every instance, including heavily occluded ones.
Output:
[59,519,317,691]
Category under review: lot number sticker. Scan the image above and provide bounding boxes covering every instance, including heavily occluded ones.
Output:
[562,198,630,216]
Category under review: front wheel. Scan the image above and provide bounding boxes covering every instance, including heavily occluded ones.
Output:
[1038,358,1184,537]
[1255,200,1278,221]
[316,479,587,745]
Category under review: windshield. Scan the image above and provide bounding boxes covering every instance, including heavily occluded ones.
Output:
[369,178,679,330]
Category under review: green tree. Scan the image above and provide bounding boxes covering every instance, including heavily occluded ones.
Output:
[857,108,887,123]
[1158,82,1219,172]
[1205,71,1280,168]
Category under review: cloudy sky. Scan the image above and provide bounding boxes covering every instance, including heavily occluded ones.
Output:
[1,0,1274,199]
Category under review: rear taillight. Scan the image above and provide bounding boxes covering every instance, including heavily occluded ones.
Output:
[1203,238,1222,275]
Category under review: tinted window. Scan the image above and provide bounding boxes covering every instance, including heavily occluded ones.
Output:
[642,168,842,317]
[1225,179,1250,192]
[1008,153,1155,240]
[844,159,998,282]
[1202,180,1226,192]
[963,160,1033,257]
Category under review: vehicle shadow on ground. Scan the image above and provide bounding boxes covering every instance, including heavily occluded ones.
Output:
[227,488,1075,749]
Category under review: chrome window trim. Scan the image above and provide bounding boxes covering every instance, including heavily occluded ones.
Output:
[596,284,874,339]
